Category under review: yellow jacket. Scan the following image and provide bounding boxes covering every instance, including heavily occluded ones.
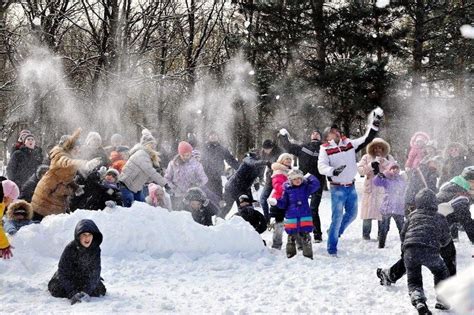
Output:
[0,203,10,249]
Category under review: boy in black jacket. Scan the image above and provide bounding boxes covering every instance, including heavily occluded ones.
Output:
[48,219,106,304]
[183,187,218,226]
[236,194,267,235]
[400,188,451,315]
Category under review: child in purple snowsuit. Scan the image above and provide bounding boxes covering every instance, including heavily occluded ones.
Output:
[373,162,407,248]
[276,169,320,259]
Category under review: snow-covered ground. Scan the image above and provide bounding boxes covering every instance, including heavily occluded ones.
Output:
[1,179,472,314]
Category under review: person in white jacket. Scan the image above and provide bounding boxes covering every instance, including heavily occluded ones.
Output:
[318,107,384,256]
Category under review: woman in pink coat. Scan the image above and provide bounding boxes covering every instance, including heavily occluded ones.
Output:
[358,138,395,240]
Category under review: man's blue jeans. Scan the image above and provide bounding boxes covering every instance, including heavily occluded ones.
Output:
[259,184,273,222]
[120,186,145,207]
[327,185,358,254]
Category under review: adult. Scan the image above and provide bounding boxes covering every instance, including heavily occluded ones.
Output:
[104,133,124,155]
[258,139,284,222]
[278,128,326,242]
[31,129,100,220]
[19,164,49,202]
[357,138,395,240]
[438,142,470,188]
[220,151,268,219]
[118,130,168,207]
[165,141,208,209]
[318,107,384,256]
[405,156,441,211]
[7,132,44,189]
[81,131,110,168]
[201,131,239,202]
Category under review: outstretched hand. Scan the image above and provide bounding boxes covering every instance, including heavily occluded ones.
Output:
[0,245,14,260]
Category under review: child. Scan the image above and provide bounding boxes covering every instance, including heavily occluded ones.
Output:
[0,179,20,259]
[182,187,218,226]
[272,169,320,259]
[146,183,172,211]
[405,132,430,171]
[236,194,267,235]
[268,153,293,250]
[48,219,106,304]
[400,188,451,314]
[3,200,35,235]
[373,162,407,248]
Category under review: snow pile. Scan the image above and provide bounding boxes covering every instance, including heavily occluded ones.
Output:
[438,265,474,315]
[4,202,265,266]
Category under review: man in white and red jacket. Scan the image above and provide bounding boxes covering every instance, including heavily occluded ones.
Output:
[318,107,384,256]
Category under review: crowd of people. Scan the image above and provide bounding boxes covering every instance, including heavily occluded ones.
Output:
[0,110,473,312]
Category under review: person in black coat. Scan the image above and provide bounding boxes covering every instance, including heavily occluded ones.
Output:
[19,164,49,202]
[6,133,44,189]
[405,157,441,211]
[278,128,326,242]
[400,188,451,313]
[48,219,106,304]
[235,194,267,234]
[201,132,240,201]
[182,187,218,226]
[220,151,268,219]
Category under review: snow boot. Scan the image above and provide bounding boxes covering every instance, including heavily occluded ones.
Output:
[376,268,393,286]
[272,222,284,250]
[410,290,431,315]
[301,233,313,259]
[415,302,432,315]
[434,299,450,310]
[313,232,322,243]
[286,235,297,258]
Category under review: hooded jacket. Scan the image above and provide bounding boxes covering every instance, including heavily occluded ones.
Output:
[225,153,267,198]
[3,200,34,234]
[48,219,103,298]
[401,189,451,251]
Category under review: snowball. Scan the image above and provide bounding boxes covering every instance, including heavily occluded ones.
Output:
[244,21,251,29]
[376,0,390,8]
[460,25,474,39]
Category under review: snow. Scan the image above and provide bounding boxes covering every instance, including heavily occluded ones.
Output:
[376,0,390,9]
[1,181,473,314]
[460,25,474,39]
[438,265,474,314]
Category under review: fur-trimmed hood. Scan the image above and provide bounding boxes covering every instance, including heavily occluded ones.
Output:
[6,200,34,220]
[271,162,291,176]
[410,131,430,148]
[49,128,81,161]
[367,138,391,157]
[443,142,468,159]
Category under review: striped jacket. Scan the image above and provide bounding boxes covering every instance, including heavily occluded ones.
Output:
[276,175,320,234]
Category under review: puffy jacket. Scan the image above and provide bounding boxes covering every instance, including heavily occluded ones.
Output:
[165,156,208,198]
[236,205,267,234]
[270,162,291,200]
[3,200,35,235]
[373,173,407,216]
[276,175,320,234]
[201,141,239,178]
[6,146,43,188]
[225,154,267,197]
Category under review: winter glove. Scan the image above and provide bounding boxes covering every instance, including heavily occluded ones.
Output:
[70,292,90,305]
[371,161,380,175]
[266,161,272,168]
[98,166,107,178]
[0,245,13,259]
[75,185,85,197]
[105,200,117,208]
[279,128,289,136]
[369,107,384,129]
[253,182,260,192]
[86,158,102,172]
[268,197,277,206]
[164,184,174,196]
[332,165,346,176]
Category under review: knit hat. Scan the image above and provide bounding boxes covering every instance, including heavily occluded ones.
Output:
[276,153,293,164]
[262,139,274,149]
[148,183,164,206]
[415,188,438,211]
[18,129,32,142]
[116,145,130,153]
[184,187,207,203]
[110,133,123,146]
[238,194,255,205]
[288,169,304,181]
[387,161,400,170]
[140,129,157,147]
[24,133,35,141]
[461,166,474,181]
[105,168,119,178]
[85,131,102,147]
[2,180,20,200]
[178,141,193,155]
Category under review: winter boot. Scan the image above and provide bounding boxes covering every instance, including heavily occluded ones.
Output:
[272,222,284,250]
[410,290,431,315]
[286,235,297,258]
[301,233,313,259]
[378,235,386,248]
[434,297,450,311]
[313,232,323,243]
[415,302,432,315]
[376,268,393,286]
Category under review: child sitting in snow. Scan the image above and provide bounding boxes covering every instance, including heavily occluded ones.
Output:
[270,169,320,259]
[48,219,106,304]
[373,162,407,248]
[182,187,218,226]
[400,188,451,314]
[0,179,20,259]
[145,183,172,211]
[3,200,36,235]
[236,194,267,235]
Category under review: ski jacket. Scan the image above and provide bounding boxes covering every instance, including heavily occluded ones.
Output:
[6,146,44,189]
[405,132,430,169]
[276,175,320,234]
[318,128,378,184]
[373,173,407,216]
[201,141,239,179]
[270,162,291,200]
[225,155,267,197]
[165,156,208,198]
[236,205,267,234]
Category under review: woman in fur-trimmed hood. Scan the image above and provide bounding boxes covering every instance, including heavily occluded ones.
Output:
[3,200,35,235]
[357,138,395,239]
[31,129,99,220]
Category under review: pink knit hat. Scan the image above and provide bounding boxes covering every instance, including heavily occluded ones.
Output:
[148,183,163,206]
[2,180,20,200]
[178,141,193,155]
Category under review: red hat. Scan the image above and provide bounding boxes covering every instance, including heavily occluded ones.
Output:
[178,141,193,155]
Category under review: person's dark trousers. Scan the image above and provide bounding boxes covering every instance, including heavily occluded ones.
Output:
[310,188,323,240]
[206,174,224,200]
[404,246,449,295]
[49,277,106,298]
[259,184,273,223]
[388,240,456,283]
[450,223,459,240]
[219,188,251,219]
[362,219,382,240]
[378,214,404,248]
